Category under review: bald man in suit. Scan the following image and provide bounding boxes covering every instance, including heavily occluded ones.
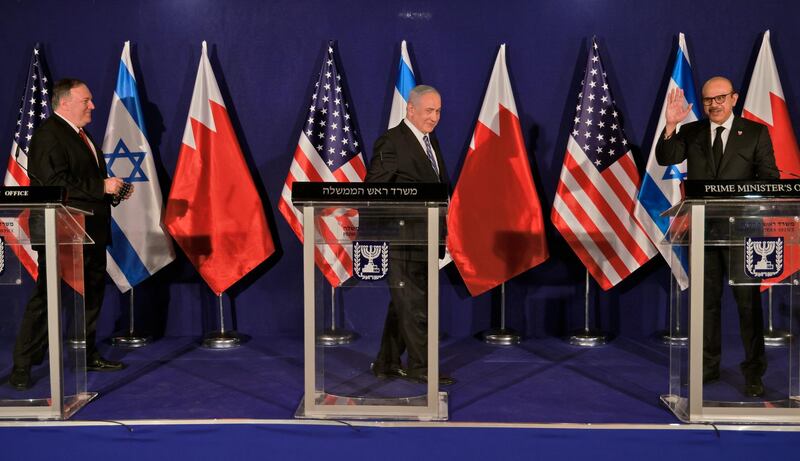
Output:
[657,76,778,398]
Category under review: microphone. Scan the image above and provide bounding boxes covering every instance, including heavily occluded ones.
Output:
[13,143,44,186]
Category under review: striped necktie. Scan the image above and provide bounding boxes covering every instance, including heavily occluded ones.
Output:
[423,135,440,177]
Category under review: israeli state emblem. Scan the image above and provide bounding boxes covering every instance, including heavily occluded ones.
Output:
[353,240,389,281]
[745,236,783,278]
[0,236,5,275]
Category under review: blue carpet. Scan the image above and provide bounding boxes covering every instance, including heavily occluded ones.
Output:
[0,334,791,423]
[2,423,800,461]
[46,335,677,423]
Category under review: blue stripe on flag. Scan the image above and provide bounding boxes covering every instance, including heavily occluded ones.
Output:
[672,49,702,119]
[108,218,151,287]
[115,60,149,138]
[639,172,690,280]
[675,245,689,278]
[396,59,416,100]
[638,172,672,235]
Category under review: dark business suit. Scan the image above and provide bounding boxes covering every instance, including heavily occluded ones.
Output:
[13,113,112,368]
[366,120,448,378]
[656,115,778,380]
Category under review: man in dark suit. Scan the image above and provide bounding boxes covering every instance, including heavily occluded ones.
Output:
[366,85,453,385]
[9,79,133,390]
[657,76,778,398]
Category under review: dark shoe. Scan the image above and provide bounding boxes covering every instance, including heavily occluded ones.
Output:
[703,370,720,384]
[87,357,125,372]
[9,366,31,391]
[371,364,407,380]
[404,373,456,386]
[744,376,765,398]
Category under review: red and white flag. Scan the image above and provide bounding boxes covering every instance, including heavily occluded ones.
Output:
[743,30,800,177]
[2,45,51,280]
[742,30,800,288]
[551,39,656,290]
[277,42,367,287]
[447,45,548,296]
[165,41,274,295]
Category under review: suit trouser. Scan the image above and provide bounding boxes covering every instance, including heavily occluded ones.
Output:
[12,240,107,369]
[703,247,767,378]
[375,254,428,376]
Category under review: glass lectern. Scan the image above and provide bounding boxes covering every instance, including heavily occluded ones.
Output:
[0,187,94,419]
[661,184,800,423]
[292,182,448,421]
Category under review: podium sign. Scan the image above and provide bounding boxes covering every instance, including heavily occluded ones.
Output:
[661,181,800,423]
[0,187,94,420]
[293,183,448,420]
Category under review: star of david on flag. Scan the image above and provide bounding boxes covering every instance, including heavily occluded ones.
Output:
[102,41,175,292]
[105,139,148,183]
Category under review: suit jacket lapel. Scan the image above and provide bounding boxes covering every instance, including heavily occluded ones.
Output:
[429,133,446,183]
[82,129,106,177]
[718,116,744,175]
[400,122,440,182]
[694,119,718,177]
[52,115,103,174]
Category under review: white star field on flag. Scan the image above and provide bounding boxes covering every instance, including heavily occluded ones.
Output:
[571,41,629,171]
[14,47,51,154]
[303,46,362,169]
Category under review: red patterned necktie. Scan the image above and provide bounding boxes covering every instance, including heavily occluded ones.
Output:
[78,129,98,164]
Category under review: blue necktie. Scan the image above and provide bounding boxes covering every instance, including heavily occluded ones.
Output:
[423,135,440,177]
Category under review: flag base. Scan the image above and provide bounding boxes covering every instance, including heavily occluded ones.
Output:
[481,328,520,345]
[67,339,86,349]
[202,331,241,349]
[765,329,791,347]
[316,328,356,346]
[660,330,688,346]
[568,330,609,347]
[111,334,151,348]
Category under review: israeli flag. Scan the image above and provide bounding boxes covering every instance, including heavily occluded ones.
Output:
[103,41,175,292]
[388,40,416,129]
[634,33,700,289]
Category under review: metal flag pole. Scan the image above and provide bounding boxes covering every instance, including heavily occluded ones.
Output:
[112,287,152,348]
[568,269,608,346]
[316,285,355,346]
[481,282,520,345]
[202,292,240,349]
[764,286,790,346]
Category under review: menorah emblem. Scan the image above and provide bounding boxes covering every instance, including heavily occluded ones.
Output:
[745,236,783,279]
[360,244,382,274]
[353,240,389,281]
[753,240,776,271]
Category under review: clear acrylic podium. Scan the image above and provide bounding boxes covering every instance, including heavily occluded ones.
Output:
[661,182,800,423]
[0,187,95,419]
[292,182,449,421]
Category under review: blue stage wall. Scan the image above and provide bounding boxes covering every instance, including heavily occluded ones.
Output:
[1,0,798,340]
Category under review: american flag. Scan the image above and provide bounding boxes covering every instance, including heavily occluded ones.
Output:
[551,39,656,290]
[2,44,52,279]
[278,42,367,286]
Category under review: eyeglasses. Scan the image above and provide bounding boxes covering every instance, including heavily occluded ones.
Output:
[702,92,735,106]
